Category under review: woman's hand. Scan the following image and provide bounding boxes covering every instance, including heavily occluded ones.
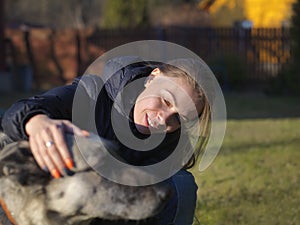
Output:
[25,114,89,179]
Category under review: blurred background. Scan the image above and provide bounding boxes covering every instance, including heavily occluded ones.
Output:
[0,0,299,225]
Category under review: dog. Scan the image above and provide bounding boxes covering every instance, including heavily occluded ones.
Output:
[0,133,172,225]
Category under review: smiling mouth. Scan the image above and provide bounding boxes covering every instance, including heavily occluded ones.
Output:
[146,114,165,131]
[147,116,155,128]
[146,113,155,129]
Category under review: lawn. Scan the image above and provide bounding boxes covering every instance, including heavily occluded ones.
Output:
[192,92,300,225]
[1,90,300,225]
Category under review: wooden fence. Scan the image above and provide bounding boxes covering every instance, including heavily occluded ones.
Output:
[88,27,291,80]
[3,26,292,89]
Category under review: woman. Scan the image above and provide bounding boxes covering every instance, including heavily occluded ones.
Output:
[1,56,211,224]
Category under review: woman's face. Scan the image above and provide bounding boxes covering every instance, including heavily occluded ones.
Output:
[133,68,203,135]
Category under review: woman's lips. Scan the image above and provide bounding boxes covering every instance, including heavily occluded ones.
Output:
[146,113,155,129]
[145,113,165,132]
[146,114,160,130]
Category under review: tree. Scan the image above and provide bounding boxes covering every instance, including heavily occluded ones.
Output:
[5,0,104,29]
[291,0,300,61]
[101,0,149,29]
[266,0,300,95]
[286,0,300,95]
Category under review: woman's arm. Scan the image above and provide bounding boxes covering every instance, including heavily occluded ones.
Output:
[1,80,78,141]
[1,78,89,178]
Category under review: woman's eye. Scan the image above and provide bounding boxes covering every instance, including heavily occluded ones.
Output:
[163,98,172,107]
[175,113,181,124]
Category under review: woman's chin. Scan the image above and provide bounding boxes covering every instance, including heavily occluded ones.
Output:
[135,124,150,135]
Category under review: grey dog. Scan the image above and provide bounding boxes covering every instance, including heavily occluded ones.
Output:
[0,133,172,225]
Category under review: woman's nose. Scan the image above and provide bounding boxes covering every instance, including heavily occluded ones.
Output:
[157,109,176,125]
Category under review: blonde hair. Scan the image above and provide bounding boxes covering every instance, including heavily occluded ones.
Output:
[158,61,212,169]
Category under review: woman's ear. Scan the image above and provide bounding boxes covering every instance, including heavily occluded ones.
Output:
[150,68,161,76]
[144,68,161,87]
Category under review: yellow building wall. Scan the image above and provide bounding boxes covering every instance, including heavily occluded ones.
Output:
[203,0,296,27]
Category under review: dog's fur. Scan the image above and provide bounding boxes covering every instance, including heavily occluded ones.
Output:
[0,134,172,225]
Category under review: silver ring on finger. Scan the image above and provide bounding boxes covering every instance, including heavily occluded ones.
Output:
[45,140,55,148]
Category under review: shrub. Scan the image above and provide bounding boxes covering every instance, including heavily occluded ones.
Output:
[266,0,300,96]
[265,64,300,96]
[208,53,248,91]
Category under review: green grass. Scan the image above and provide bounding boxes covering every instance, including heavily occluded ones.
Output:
[191,92,300,225]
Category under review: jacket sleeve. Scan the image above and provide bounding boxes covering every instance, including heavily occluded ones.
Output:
[1,79,79,141]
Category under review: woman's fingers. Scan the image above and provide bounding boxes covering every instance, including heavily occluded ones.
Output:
[29,136,47,171]
[31,134,60,179]
[37,130,63,178]
[25,115,89,179]
[51,123,74,170]
[63,120,90,137]
[44,144,63,179]
[30,121,70,178]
